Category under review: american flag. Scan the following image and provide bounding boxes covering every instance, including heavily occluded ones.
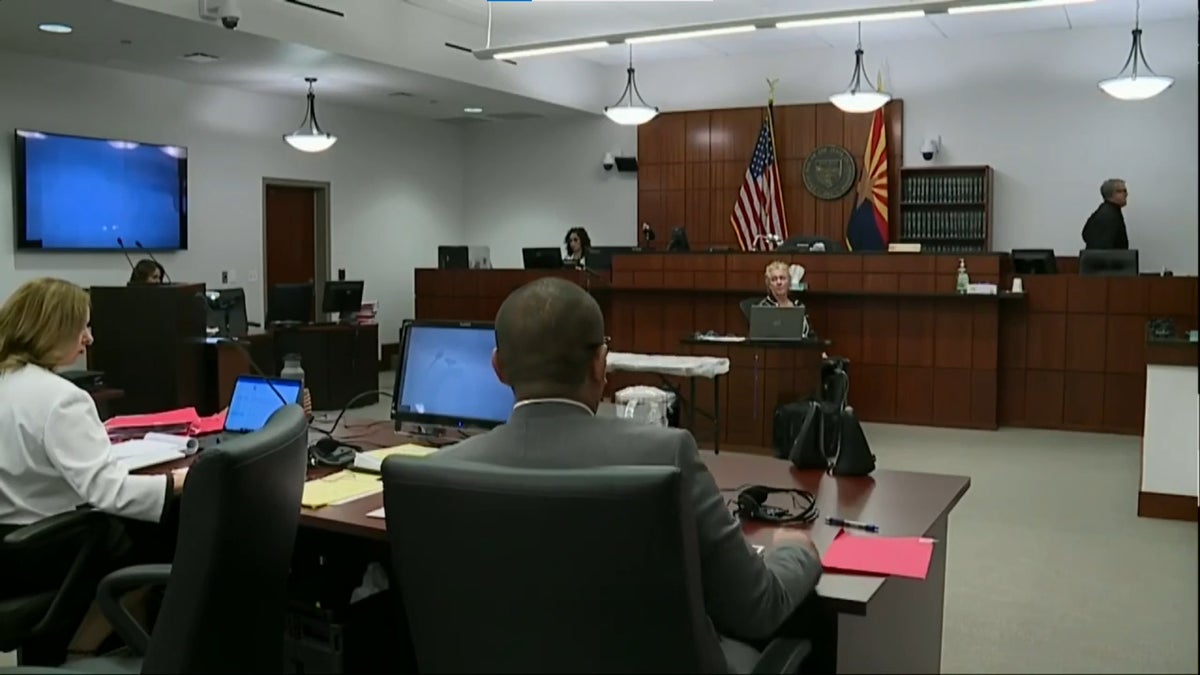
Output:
[730,110,788,251]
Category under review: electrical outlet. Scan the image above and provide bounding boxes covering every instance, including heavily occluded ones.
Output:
[221,270,229,284]
[248,269,259,282]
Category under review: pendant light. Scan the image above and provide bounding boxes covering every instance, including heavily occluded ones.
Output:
[604,45,659,126]
[829,23,891,114]
[283,77,338,153]
[1098,0,1173,101]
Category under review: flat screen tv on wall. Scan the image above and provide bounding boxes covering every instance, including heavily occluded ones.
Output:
[13,129,188,251]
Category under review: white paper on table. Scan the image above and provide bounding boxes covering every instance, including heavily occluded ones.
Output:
[111,433,198,459]
[366,507,386,519]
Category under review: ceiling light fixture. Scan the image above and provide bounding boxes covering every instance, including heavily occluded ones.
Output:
[829,23,891,114]
[463,107,484,114]
[946,0,1092,14]
[1098,0,1173,101]
[777,10,924,29]
[604,46,658,126]
[283,77,338,153]
[493,41,610,61]
[37,23,73,34]
[626,25,755,45]
[472,0,1088,61]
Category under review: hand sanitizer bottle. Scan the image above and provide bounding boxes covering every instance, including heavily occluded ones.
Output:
[956,258,970,294]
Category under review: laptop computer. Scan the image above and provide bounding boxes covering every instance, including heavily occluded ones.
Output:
[749,305,808,341]
[202,375,302,447]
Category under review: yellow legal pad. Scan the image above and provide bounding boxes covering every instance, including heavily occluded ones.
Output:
[301,472,382,509]
[366,444,440,459]
[301,444,439,508]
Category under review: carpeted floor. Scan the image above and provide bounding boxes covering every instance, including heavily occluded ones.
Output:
[5,380,1195,672]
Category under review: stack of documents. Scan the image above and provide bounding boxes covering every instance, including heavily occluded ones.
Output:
[112,433,199,471]
[301,471,383,509]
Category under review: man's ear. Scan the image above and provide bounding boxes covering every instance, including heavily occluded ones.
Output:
[491,348,506,384]
[591,345,608,387]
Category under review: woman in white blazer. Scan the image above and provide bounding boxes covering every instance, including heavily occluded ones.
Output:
[0,278,186,528]
[0,278,188,624]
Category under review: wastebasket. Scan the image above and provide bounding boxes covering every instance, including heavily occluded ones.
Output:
[615,386,676,427]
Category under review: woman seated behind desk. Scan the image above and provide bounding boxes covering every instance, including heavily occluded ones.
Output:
[128,258,165,285]
[0,279,186,618]
[759,259,814,338]
[563,226,592,267]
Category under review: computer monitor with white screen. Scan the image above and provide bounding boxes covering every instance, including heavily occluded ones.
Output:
[392,320,515,431]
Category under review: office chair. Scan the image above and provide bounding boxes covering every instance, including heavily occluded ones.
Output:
[0,511,114,666]
[777,236,841,253]
[382,459,812,674]
[3,405,309,674]
[739,297,760,324]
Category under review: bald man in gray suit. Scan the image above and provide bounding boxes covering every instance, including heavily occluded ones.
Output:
[436,277,822,673]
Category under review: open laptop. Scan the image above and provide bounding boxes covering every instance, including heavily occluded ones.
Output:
[749,305,808,341]
[203,375,302,446]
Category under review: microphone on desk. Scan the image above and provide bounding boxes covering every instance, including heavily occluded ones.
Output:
[134,240,172,283]
[116,237,136,275]
[641,222,655,246]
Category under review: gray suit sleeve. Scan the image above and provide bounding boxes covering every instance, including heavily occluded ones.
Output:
[673,433,822,641]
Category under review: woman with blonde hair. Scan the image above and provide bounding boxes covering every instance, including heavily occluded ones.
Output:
[758,260,813,338]
[0,277,185,529]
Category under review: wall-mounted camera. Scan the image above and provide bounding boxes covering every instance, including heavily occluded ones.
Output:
[602,152,615,171]
[198,0,242,30]
[920,136,942,162]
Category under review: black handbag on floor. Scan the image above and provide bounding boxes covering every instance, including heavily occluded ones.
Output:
[772,360,875,476]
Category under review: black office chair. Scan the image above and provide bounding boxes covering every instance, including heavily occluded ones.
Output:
[777,236,841,253]
[2,405,309,675]
[382,459,811,674]
[0,511,116,666]
[740,297,760,324]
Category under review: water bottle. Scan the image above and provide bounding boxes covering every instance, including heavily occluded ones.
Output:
[279,353,312,416]
[955,258,970,295]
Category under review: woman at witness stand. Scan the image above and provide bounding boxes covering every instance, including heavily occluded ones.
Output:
[563,227,592,266]
[0,277,185,654]
[128,259,165,284]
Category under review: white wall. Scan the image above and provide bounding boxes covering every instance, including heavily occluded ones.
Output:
[466,19,1198,273]
[462,116,637,267]
[0,50,465,350]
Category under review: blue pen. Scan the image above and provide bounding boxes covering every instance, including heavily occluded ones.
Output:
[826,517,879,533]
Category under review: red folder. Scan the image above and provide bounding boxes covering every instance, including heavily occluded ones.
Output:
[821,528,935,580]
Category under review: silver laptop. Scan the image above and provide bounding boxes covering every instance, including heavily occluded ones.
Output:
[749,305,808,340]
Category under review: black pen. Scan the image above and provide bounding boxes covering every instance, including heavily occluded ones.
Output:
[826,517,879,533]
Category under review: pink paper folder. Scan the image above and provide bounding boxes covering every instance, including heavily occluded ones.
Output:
[104,407,200,431]
[191,409,228,435]
[821,528,935,580]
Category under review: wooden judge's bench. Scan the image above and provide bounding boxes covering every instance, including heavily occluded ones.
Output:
[414,252,1197,451]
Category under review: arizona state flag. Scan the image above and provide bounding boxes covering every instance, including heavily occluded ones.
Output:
[845,107,889,251]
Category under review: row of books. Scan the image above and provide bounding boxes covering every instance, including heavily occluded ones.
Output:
[913,243,989,254]
[901,174,986,203]
[900,210,986,240]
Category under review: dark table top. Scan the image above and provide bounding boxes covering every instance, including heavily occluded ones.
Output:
[682,336,830,349]
[291,422,971,616]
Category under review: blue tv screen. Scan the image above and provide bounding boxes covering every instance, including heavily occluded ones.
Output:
[13,129,188,251]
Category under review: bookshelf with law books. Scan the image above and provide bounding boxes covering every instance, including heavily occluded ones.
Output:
[898,165,993,253]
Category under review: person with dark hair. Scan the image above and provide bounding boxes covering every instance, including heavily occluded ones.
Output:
[128,259,166,284]
[436,278,821,672]
[1082,178,1130,250]
[563,227,592,265]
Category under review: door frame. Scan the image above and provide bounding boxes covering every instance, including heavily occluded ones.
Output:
[261,178,331,319]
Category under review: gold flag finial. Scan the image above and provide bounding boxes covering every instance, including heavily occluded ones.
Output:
[766,77,779,104]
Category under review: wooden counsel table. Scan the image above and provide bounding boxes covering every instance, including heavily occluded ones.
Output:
[293,421,970,674]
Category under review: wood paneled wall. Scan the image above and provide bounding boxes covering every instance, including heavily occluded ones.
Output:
[636,101,903,251]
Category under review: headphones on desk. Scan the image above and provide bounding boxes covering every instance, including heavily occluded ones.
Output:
[734,486,819,524]
[308,437,361,468]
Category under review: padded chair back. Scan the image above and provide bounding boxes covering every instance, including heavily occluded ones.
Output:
[142,404,308,673]
[382,459,728,674]
[739,297,759,324]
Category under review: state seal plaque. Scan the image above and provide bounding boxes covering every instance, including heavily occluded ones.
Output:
[802,145,856,201]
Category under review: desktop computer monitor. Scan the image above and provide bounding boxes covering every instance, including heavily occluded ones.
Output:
[523,247,564,270]
[322,280,364,316]
[667,227,690,252]
[1011,249,1058,275]
[267,282,313,324]
[392,320,515,431]
[205,288,249,337]
[1079,249,1138,277]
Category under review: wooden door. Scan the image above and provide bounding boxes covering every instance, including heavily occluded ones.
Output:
[264,185,316,321]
